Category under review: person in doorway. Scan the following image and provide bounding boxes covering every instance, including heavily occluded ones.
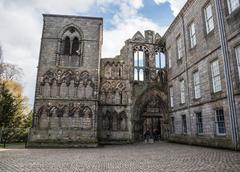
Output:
[144,129,151,143]
[153,128,160,141]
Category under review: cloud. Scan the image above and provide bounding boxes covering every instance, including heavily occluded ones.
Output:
[0,0,170,106]
[153,0,187,16]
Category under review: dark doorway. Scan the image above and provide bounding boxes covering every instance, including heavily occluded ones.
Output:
[143,116,162,140]
[133,91,168,141]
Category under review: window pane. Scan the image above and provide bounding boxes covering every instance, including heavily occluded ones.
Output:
[168,50,172,68]
[170,87,173,107]
[139,69,144,81]
[211,60,221,93]
[236,45,240,64]
[216,109,226,134]
[134,51,138,67]
[160,52,166,68]
[235,45,240,80]
[177,37,182,59]
[134,68,138,80]
[190,23,196,48]
[228,0,240,12]
[139,51,144,67]
[193,71,201,99]
[155,52,160,68]
[180,80,185,104]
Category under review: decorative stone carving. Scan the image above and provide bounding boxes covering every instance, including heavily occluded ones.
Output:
[102,111,128,131]
[40,69,95,99]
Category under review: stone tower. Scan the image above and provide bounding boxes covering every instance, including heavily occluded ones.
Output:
[27,14,103,147]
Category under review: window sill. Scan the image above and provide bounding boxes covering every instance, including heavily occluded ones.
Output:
[189,45,197,51]
[193,97,202,102]
[179,103,186,106]
[211,90,223,99]
[215,134,226,137]
[196,133,204,136]
[226,6,240,21]
[177,58,183,65]
[204,29,215,39]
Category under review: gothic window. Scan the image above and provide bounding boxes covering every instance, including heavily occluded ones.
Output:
[64,37,71,55]
[134,46,146,81]
[72,37,80,55]
[155,48,166,71]
[118,111,128,131]
[59,26,82,67]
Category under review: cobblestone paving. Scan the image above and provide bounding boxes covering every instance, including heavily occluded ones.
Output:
[1,142,240,172]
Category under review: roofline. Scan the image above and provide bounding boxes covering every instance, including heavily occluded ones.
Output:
[163,0,195,39]
[42,13,103,20]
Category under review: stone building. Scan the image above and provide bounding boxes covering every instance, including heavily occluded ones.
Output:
[166,0,240,150]
[28,0,240,149]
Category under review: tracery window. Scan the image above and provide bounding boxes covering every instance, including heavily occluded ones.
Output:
[72,37,80,55]
[58,26,82,67]
[134,46,146,81]
[155,48,166,71]
[63,37,71,55]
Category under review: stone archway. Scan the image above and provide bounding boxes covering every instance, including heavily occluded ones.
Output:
[132,88,168,141]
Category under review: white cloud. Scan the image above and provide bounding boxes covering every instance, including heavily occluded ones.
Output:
[0,0,170,106]
[103,15,167,58]
[153,0,187,16]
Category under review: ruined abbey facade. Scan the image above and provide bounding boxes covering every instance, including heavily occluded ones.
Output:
[28,0,240,149]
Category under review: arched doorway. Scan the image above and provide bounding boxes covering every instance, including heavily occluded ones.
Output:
[132,88,168,141]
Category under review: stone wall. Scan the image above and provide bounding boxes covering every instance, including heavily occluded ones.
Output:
[165,0,240,149]
[28,14,103,147]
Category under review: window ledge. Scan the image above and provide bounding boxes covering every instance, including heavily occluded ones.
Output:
[226,6,240,21]
[211,90,223,99]
[204,29,215,38]
[196,133,204,136]
[179,103,186,106]
[189,45,197,51]
[177,58,183,65]
[215,134,227,137]
[193,97,202,102]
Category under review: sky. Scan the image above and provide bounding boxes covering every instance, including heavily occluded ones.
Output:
[0,0,187,106]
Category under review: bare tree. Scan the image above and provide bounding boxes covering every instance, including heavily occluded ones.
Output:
[0,63,23,81]
[0,45,23,82]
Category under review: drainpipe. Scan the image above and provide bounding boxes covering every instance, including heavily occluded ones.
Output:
[214,0,239,150]
[181,14,192,136]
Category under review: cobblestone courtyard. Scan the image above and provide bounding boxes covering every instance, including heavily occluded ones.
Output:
[0,142,240,172]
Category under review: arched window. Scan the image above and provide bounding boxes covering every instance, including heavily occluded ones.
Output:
[134,46,146,81]
[72,37,80,55]
[155,49,166,72]
[63,37,70,55]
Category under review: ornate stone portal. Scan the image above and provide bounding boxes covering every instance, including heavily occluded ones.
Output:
[27,14,168,147]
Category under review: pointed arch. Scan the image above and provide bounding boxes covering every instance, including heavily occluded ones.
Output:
[72,37,80,55]
[63,36,70,55]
